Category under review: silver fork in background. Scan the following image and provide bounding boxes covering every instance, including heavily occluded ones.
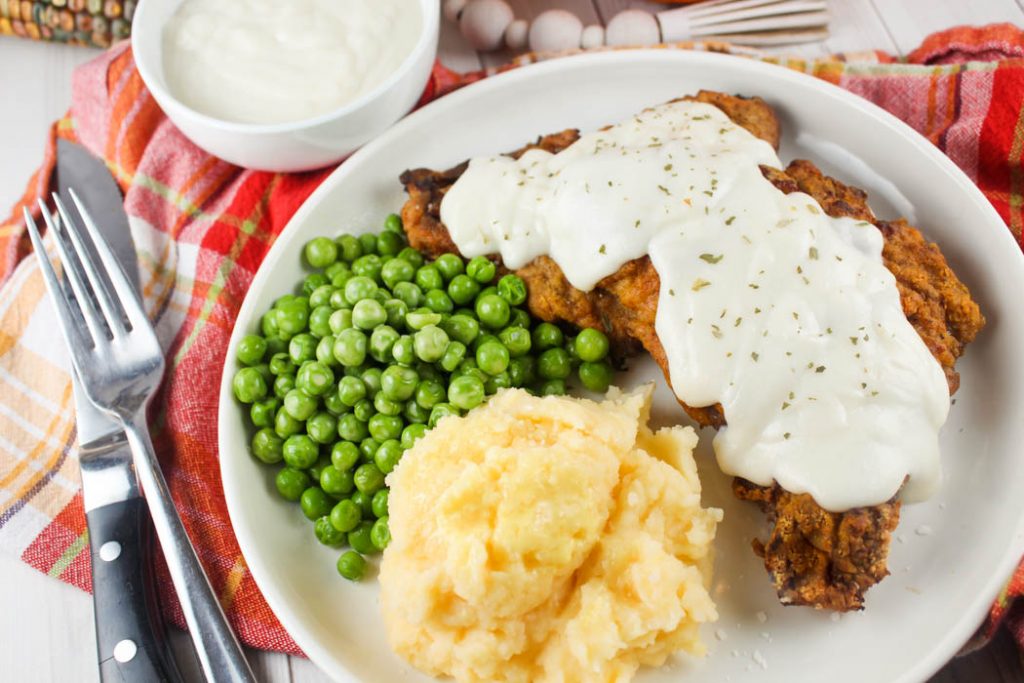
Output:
[24,192,257,683]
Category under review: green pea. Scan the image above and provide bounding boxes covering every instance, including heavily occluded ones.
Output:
[351,299,386,330]
[414,380,446,409]
[428,403,460,427]
[391,335,415,365]
[361,368,383,398]
[485,371,512,395]
[265,336,287,357]
[532,322,563,351]
[475,294,510,330]
[374,439,403,474]
[275,298,309,339]
[352,490,375,517]
[348,520,378,555]
[308,306,333,338]
[331,441,360,471]
[447,274,480,306]
[309,455,332,483]
[336,550,367,581]
[539,378,567,396]
[251,428,284,464]
[371,488,390,518]
[354,463,385,494]
[384,213,403,233]
[303,273,329,296]
[392,281,424,309]
[579,361,614,392]
[360,437,380,460]
[287,333,317,365]
[352,253,383,282]
[250,398,280,429]
[405,309,442,331]
[424,288,454,314]
[437,341,466,373]
[261,310,280,338]
[296,361,334,396]
[328,309,353,335]
[401,423,427,449]
[333,329,368,367]
[275,467,309,502]
[329,287,350,309]
[370,516,391,550]
[232,367,267,404]
[337,413,369,442]
[274,407,303,438]
[337,375,366,407]
[373,393,403,416]
[353,398,376,423]
[309,284,336,309]
[322,391,348,416]
[416,361,443,383]
[575,328,611,363]
[320,465,355,496]
[466,256,496,284]
[336,234,363,263]
[476,340,510,376]
[377,230,405,257]
[434,253,464,282]
[344,276,378,306]
[380,365,419,402]
[414,264,444,291]
[498,326,531,357]
[331,270,352,289]
[329,498,362,533]
[471,334,500,354]
[508,356,536,387]
[305,236,338,269]
[442,314,479,346]
[236,334,267,366]
[397,247,424,268]
[314,516,345,546]
[307,412,338,444]
[537,348,572,380]
[324,260,349,282]
[448,375,485,411]
[273,374,295,399]
[369,413,404,442]
[282,435,319,469]
[300,487,334,520]
[496,274,527,306]
[315,335,338,368]
[358,233,379,257]
[403,399,428,424]
[383,299,409,329]
[508,307,531,329]
[283,388,317,421]
[413,325,449,363]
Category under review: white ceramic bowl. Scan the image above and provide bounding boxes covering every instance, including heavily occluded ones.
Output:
[219,51,1024,682]
[131,0,439,172]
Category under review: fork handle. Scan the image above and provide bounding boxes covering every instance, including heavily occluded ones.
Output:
[87,497,183,683]
[123,419,257,683]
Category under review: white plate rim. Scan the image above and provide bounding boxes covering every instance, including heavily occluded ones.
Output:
[217,48,1024,683]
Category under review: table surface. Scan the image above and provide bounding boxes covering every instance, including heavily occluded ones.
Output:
[2,1,1024,681]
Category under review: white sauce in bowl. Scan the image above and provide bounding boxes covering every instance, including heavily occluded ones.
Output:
[439,100,951,511]
[162,0,421,125]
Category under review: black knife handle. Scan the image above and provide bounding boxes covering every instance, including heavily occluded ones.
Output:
[86,497,183,683]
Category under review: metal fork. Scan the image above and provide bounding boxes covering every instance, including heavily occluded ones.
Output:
[24,192,257,683]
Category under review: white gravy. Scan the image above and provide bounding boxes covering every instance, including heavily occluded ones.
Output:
[439,100,950,511]
[162,0,420,125]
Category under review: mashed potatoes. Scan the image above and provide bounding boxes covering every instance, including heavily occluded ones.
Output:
[379,386,722,683]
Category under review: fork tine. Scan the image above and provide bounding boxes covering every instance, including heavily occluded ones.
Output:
[67,188,150,332]
[36,199,108,345]
[23,207,93,362]
[52,193,127,337]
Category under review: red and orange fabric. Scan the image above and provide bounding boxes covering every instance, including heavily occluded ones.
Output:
[1,24,1023,655]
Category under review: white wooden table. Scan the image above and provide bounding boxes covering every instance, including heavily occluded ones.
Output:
[2,1,1024,680]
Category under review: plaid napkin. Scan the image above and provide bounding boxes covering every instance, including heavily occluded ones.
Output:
[1,24,1023,656]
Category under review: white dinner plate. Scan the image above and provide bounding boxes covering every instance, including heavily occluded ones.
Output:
[218,50,1024,683]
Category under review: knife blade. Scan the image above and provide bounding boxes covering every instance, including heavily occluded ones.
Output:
[56,140,184,683]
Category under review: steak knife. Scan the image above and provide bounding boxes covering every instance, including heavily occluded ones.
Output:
[57,139,183,683]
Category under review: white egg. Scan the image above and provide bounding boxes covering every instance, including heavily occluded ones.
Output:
[505,19,528,50]
[443,0,467,23]
[580,24,605,49]
[605,9,661,47]
[528,9,584,52]
[459,0,514,51]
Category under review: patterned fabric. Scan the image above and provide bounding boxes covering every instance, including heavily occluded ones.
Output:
[1,24,1023,656]
[0,0,132,47]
